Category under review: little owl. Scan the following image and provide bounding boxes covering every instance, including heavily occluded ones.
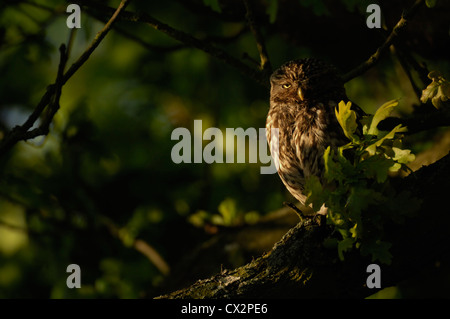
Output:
[266,58,364,216]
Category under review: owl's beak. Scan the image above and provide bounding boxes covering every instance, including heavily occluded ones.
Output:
[297,88,304,101]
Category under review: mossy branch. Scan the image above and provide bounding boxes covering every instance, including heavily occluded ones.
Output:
[157,153,450,298]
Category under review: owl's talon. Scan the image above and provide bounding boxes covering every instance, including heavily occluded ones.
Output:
[283,201,309,220]
[283,202,326,226]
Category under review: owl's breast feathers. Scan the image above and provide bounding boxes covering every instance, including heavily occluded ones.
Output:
[266,99,348,201]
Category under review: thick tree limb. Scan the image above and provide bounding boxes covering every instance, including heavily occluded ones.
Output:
[157,152,450,298]
[378,107,450,134]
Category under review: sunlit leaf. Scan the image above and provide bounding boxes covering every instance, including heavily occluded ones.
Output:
[218,197,238,225]
[365,124,408,155]
[335,101,358,142]
[367,100,398,135]
[392,147,415,164]
[425,0,437,8]
[349,223,358,238]
[389,162,402,172]
[421,71,450,109]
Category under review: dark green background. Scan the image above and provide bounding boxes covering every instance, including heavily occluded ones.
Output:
[0,0,449,298]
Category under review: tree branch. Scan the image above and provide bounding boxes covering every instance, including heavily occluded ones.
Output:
[124,11,267,87]
[62,0,131,83]
[86,9,247,54]
[0,0,131,157]
[343,0,425,82]
[244,0,272,78]
[99,216,170,276]
[392,45,422,100]
[157,153,450,298]
[378,107,450,134]
[78,1,268,87]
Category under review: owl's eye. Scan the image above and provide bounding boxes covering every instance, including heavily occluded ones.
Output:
[281,83,292,89]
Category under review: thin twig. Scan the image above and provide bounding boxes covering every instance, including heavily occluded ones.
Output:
[343,0,425,82]
[86,10,247,55]
[391,45,422,100]
[242,52,261,67]
[100,215,170,275]
[243,0,272,77]
[62,0,131,83]
[78,1,267,87]
[0,0,131,156]
[21,44,68,139]
[125,11,267,87]
[393,40,430,85]
[116,25,243,52]
[376,25,430,97]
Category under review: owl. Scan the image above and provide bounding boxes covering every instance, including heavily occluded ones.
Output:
[266,58,364,216]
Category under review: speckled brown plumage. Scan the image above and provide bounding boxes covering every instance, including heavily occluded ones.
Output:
[266,58,364,214]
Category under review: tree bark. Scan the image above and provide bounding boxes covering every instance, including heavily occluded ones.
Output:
[157,152,450,298]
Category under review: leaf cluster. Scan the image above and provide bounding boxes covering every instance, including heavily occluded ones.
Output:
[305,101,421,264]
[421,71,450,109]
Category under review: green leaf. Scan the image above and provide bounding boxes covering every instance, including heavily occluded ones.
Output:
[324,146,336,180]
[421,81,439,106]
[335,101,358,142]
[323,146,332,170]
[358,155,395,183]
[349,223,358,238]
[389,162,402,172]
[367,100,399,135]
[217,197,238,225]
[338,238,355,260]
[327,98,418,265]
[323,146,348,183]
[421,71,450,109]
[425,0,437,8]
[304,176,327,211]
[365,124,408,156]
[392,147,415,164]
[361,115,373,135]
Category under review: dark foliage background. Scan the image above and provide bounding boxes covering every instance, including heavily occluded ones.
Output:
[0,0,449,298]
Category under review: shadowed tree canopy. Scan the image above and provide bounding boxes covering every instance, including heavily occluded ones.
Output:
[0,0,449,299]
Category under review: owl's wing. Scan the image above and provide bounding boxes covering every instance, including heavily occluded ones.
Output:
[266,112,282,173]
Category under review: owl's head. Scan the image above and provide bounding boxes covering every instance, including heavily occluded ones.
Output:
[270,58,345,106]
